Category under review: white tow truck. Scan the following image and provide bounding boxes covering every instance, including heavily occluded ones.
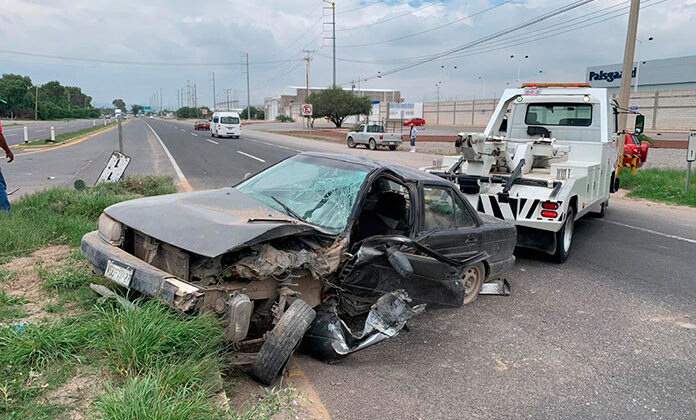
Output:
[425,83,641,262]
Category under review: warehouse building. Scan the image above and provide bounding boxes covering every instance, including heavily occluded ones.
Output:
[586,55,696,92]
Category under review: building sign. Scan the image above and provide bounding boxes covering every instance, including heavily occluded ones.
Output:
[388,103,423,120]
[588,67,637,83]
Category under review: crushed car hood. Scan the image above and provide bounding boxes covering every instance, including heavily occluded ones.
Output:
[104,188,323,258]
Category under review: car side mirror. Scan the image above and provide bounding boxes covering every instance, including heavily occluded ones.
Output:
[634,114,645,134]
[386,247,413,279]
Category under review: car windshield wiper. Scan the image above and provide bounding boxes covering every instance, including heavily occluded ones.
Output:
[270,196,306,223]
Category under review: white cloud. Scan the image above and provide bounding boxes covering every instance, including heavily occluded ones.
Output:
[0,0,694,107]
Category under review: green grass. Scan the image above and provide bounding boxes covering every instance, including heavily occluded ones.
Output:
[619,168,696,207]
[24,122,116,146]
[0,289,28,321]
[0,175,176,261]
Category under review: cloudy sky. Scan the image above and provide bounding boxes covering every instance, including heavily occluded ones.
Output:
[1,0,694,109]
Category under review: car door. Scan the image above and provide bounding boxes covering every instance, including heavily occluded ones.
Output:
[416,183,482,260]
[212,115,219,135]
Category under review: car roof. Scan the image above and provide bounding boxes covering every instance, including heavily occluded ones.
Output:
[298,152,452,184]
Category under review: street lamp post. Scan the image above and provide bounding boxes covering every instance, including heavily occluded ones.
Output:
[635,36,653,92]
[435,81,442,125]
[510,54,529,85]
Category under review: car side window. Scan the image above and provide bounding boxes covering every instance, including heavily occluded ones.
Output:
[453,192,476,228]
[422,186,457,230]
[213,116,219,123]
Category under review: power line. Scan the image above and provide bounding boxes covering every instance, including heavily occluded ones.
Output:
[338,0,515,48]
[337,0,384,15]
[336,0,446,31]
[339,0,596,84]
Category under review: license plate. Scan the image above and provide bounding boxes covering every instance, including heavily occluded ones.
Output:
[105,260,134,288]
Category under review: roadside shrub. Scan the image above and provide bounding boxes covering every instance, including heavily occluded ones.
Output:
[620,168,696,207]
[275,115,294,122]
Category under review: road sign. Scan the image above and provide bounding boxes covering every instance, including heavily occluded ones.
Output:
[301,104,313,116]
[202,108,207,116]
[688,130,696,162]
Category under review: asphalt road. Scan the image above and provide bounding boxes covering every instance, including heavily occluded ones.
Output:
[4,118,695,419]
[1,118,111,145]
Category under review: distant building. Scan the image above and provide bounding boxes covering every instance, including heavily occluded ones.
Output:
[264,86,401,121]
[586,55,696,92]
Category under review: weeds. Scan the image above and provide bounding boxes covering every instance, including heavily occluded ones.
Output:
[620,168,696,207]
[0,289,28,321]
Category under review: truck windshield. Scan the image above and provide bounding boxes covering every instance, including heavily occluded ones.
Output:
[221,116,240,124]
[236,155,370,233]
[525,103,592,127]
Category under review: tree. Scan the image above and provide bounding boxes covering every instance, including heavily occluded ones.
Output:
[307,87,372,128]
[240,106,263,120]
[0,74,33,118]
[131,104,143,115]
[112,99,126,112]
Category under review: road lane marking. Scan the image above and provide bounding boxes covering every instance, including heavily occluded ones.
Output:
[237,151,265,162]
[143,120,194,192]
[191,132,198,136]
[206,139,219,145]
[602,220,696,244]
[245,137,302,152]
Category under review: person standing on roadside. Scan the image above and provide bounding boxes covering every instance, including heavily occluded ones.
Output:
[0,120,15,211]
[409,123,418,153]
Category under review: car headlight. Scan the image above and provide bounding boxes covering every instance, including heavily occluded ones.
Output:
[98,213,124,246]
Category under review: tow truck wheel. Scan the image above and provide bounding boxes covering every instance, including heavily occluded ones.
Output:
[347,136,356,148]
[461,262,485,305]
[553,207,575,263]
[368,138,377,150]
[251,299,316,385]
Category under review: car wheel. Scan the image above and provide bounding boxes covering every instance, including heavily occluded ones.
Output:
[388,145,397,151]
[251,299,316,385]
[347,137,356,148]
[461,262,485,305]
[368,138,377,150]
[553,207,575,263]
[211,131,215,138]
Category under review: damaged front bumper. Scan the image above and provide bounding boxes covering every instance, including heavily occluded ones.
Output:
[300,290,425,362]
[81,231,203,312]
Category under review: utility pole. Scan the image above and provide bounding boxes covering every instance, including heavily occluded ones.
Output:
[224,89,231,111]
[34,86,39,120]
[159,88,163,113]
[303,50,314,129]
[245,52,251,120]
[210,71,217,111]
[323,1,336,87]
[619,0,641,132]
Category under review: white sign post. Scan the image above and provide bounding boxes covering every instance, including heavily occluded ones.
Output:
[301,104,313,135]
[687,130,696,191]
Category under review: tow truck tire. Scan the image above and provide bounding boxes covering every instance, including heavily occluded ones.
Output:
[553,207,575,263]
[347,136,356,148]
[591,200,607,218]
[251,299,316,385]
[388,145,397,151]
[368,138,377,150]
[461,262,486,305]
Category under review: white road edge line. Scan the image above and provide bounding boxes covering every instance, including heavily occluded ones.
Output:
[191,132,198,137]
[206,139,219,145]
[237,150,265,162]
[143,120,193,192]
[602,219,696,244]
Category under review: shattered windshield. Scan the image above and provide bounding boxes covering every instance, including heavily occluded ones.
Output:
[236,155,371,233]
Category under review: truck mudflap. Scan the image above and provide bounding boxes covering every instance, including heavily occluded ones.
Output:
[300,290,425,363]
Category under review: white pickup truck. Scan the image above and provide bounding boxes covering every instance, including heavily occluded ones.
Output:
[346,124,402,151]
[424,83,639,262]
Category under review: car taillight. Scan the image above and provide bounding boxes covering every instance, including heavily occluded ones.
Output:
[380,135,383,140]
[541,210,558,218]
[218,125,221,130]
[542,201,559,210]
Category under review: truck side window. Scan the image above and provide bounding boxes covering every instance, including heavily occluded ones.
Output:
[213,116,219,123]
[357,125,365,132]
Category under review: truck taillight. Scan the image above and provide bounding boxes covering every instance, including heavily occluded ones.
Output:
[218,125,221,130]
[380,135,383,140]
[541,210,558,218]
[542,201,559,210]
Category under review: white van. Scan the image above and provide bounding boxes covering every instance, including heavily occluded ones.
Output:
[211,112,241,139]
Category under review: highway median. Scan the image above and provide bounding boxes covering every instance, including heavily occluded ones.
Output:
[17,121,119,148]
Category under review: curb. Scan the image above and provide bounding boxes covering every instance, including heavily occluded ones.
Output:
[16,122,120,149]
[14,122,125,157]
[285,357,331,419]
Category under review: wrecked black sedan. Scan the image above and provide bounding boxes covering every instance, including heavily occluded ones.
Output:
[81,152,516,384]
